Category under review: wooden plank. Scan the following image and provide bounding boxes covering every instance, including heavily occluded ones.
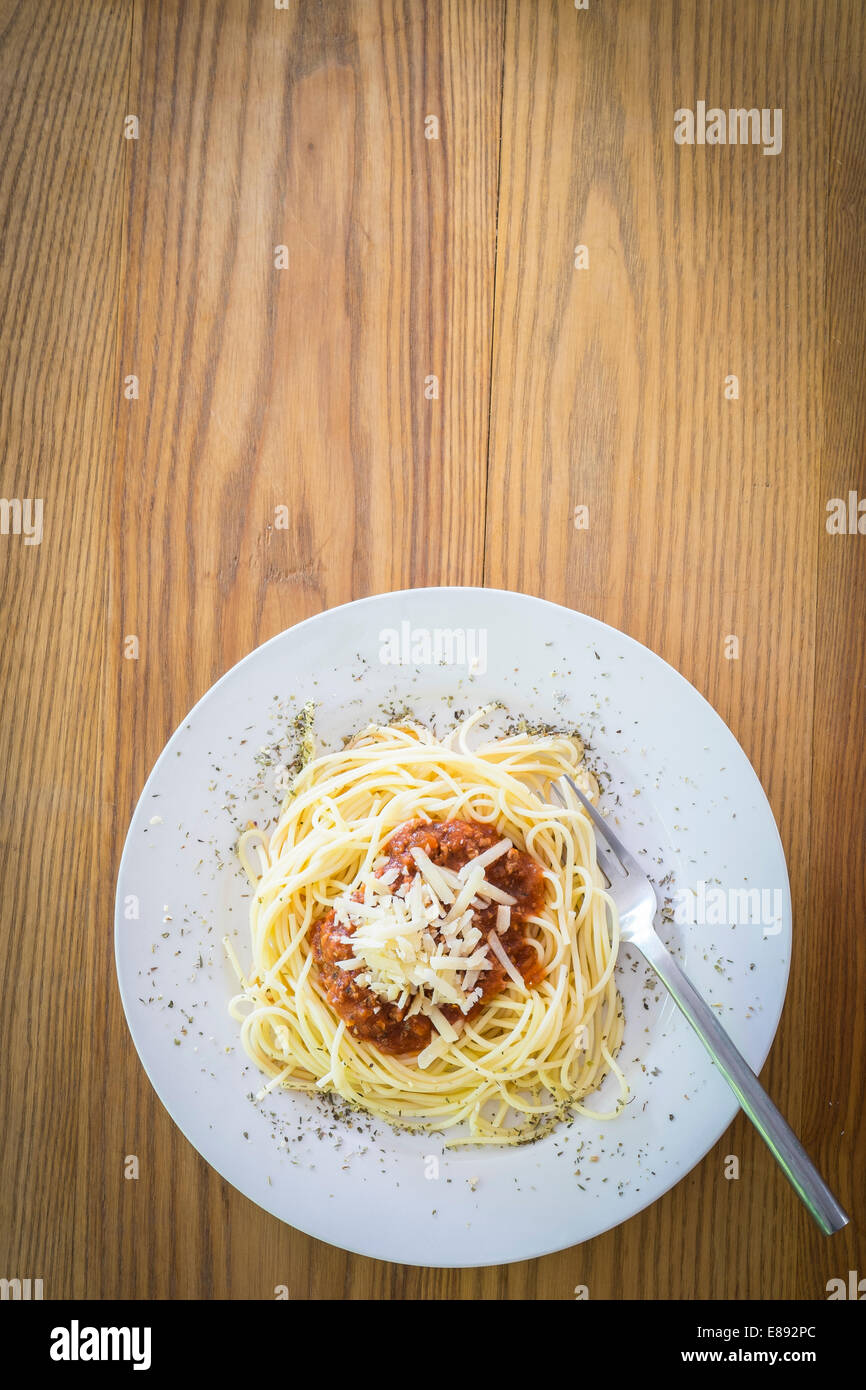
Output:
[105,0,503,1298]
[485,0,832,1297]
[799,0,866,1300]
[0,0,132,1297]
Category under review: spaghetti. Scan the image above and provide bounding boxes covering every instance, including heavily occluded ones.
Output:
[226,708,628,1145]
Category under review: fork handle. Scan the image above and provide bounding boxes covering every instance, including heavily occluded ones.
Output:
[636,931,849,1235]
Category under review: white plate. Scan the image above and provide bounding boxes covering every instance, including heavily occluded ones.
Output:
[115,587,791,1267]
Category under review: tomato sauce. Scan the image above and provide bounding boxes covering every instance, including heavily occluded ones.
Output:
[310,818,545,1055]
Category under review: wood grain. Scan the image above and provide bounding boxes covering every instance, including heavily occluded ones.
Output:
[0,0,132,1298]
[105,0,503,1300]
[799,0,866,1302]
[0,0,863,1300]
[485,0,858,1299]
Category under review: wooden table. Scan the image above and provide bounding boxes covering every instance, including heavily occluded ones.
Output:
[1,0,863,1300]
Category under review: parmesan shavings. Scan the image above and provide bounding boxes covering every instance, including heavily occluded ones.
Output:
[329,840,530,1046]
[487,929,526,990]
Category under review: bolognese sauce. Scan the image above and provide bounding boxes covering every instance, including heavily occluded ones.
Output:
[310,818,545,1055]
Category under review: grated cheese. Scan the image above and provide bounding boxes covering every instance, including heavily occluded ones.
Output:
[458,837,513,875]
[487,929,526,989]
[328,839,529,1036]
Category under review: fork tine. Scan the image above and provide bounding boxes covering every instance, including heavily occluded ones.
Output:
[560,775,644,878]
[593,840,624,884]
[550,779,620,882]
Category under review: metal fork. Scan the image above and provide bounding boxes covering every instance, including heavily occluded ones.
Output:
[558,775,849,1236]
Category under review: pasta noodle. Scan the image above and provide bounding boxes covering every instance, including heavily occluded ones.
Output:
[226,707,628,1145]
